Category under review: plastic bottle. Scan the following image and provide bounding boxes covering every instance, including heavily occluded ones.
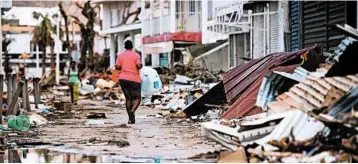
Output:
[154,156,161,163]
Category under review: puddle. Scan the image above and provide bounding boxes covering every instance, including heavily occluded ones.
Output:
[1,145,216,163]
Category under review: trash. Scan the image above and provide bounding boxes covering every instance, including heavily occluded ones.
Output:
[217,147,247,163]
[86,112,106,119]
[108,140,130,148]
[8,115,31,131]
[42,108,50,113]
[85,119,105,125]
[175,75,194,84]
[96,79,115,89]
[28,113,48,127]
[141,67,163,96]
[80,80,96,95]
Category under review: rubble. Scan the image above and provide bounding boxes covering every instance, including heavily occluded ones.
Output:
[199,32,358,163]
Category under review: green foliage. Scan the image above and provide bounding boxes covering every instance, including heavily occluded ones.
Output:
[31,11,56,48]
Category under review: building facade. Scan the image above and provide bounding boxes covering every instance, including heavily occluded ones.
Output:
[98,0,142,68]
[141,0,202,68]
[202,1,289,70]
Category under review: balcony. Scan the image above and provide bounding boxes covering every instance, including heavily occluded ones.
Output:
[141,15,172,36]
[176,12,201,32]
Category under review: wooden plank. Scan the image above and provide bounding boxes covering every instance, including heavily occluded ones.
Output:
[6,81,24,115]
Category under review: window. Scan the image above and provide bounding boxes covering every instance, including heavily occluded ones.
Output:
[176,1,180,18]
[208,0,213,20]
[189,0,196,15]
[110,9,118,27]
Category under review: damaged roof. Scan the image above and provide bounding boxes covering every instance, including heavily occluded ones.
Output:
[186,40,228,59]
[222,46,322,119]
[268,75,358,112]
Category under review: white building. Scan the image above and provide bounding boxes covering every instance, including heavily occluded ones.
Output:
[96,0,142,68]
[141,0,202,68]
[97,0,203,68]
[201,0,289,69]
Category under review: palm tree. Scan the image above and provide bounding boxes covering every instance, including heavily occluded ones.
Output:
[32,12,58,76]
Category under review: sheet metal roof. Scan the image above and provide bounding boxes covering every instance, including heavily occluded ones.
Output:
[222,46,320,119]
[268,75,358,112]
[223,65,298,119]
[223,46,319,104]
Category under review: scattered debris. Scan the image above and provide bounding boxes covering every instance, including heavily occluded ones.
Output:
[86,112,106,119]
[108,140,130,148]
[85,120,105,125]
[217,147,247,163]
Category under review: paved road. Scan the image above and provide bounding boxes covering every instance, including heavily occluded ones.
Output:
[29,99,218,159]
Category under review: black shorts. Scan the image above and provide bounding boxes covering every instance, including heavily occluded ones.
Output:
[119,79,141,100]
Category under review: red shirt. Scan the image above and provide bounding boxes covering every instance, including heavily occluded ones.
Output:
[116,50,142,83]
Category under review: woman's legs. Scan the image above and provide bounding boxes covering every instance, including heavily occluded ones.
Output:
[69,83,74,104]
[119,80,135,124]
[130,90,141,113]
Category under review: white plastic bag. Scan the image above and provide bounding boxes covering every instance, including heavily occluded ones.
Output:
[140,67,163,97]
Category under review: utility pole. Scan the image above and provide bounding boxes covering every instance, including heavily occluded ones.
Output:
[56,14,61,85]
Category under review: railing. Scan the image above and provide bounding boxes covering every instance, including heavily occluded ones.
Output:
[141,15,172,36]
[206,1,249,34]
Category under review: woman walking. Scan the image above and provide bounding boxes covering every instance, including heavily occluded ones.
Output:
[67,61,81,104]
[116,40,142,124]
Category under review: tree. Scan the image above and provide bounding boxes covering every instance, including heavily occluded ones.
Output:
[72,1,97,73]
[59,2,72,62]
[32,12,58,76]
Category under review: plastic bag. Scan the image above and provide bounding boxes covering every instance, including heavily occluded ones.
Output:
[140,67,163,97]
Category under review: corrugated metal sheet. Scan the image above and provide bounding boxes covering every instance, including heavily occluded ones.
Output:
[223,65,297,119]
[255,109,325,151]
[326,40,358,77]
[268,75,358,112]
[333,37,356,62]
[223,47,317,104]
[273,67,310,82]
[328,86,358,119]
[256,72,285,110]
[290,1,300,51]
[256,67,310,110]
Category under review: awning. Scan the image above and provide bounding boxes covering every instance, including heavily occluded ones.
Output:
[144,41,173,54]
[193,41,229,61]
[99,23,141,35]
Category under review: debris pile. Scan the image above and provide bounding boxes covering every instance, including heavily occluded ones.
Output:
[154,63,223,85]
[199,25,358,163]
